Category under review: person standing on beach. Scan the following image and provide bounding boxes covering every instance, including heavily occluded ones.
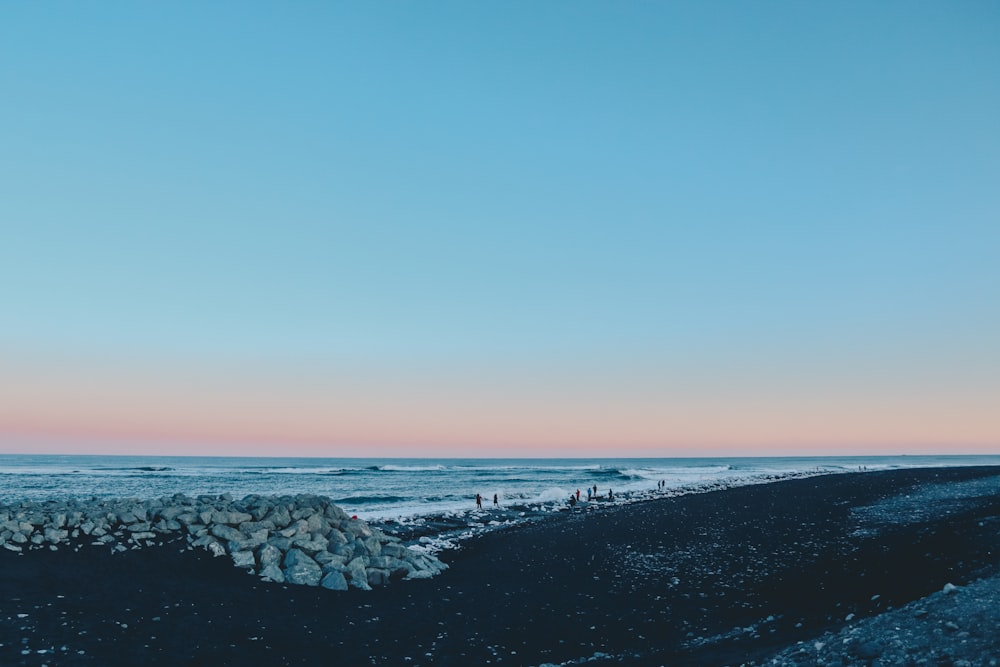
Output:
[476,493,482,509]
[493,493,498,508]
[576,489,580,502]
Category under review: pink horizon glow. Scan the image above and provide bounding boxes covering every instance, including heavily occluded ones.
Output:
[2,355,997,458]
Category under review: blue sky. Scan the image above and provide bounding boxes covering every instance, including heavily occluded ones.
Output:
[1,2,998,455]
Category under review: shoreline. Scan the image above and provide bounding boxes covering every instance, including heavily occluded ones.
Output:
[5,454,998,522]
[2,465,998,665]
[372,467,857,551]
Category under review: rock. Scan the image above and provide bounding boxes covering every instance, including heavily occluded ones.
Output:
[322,555,349,570]
[283,549,322,586]
[176,513,199,526]
[266,533,292,549]
[214,510,253,525]
[367,568,391,587]
[259,563,285,583]
[306,513,325,534]
[238,521,272,535]
[205,538,227,557]
[291,507,315,521]
[320,571,349,591]
[231,551,256,569]
[246,499,270,522]
[363,536,382,556]
[381,543,408,559]
[211,524,245,543]
[370,556,413,578]
[329,542,353,558]
[345,520,372,539]
[313,550,336,565]
[257,543,283,568]
[267,506,291,528]
[345,556,372,591]
[116,510,138,525]
[407,553,448,579]
[324,502,349,522]
[157,506,186,521]
[43,528,68,543]
[290,536,328,554]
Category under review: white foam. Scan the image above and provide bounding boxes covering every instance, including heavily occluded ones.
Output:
[535,487,571,503]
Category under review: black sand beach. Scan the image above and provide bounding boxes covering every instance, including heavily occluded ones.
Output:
[2,466,998,666]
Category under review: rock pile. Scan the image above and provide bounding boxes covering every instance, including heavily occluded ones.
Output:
[0,493,447,590]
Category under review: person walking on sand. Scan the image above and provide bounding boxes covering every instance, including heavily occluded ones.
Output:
[476,493,482,509]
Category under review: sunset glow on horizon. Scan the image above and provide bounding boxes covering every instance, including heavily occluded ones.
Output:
[2,3,998,459]
[2,349,997,458]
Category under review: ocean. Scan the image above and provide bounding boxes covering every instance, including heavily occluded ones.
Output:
[2,453,997,524]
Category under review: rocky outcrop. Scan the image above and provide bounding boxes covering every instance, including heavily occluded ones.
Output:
[0,494,447,589]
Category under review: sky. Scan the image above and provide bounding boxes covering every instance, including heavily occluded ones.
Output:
[1,2,998,458]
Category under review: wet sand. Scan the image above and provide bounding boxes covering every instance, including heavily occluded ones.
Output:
[2,466,998,666]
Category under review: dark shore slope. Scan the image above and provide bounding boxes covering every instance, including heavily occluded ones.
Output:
[2,466,998,666]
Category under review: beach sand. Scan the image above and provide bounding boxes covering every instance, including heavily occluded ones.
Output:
[2,466,998,666]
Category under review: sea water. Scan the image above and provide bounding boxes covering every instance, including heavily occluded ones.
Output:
[1,453,997,522]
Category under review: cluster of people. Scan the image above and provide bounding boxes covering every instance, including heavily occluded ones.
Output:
[475,493,499,509]
[478,481,677,510]
[477,485,622,510]
[569,485,613,506]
